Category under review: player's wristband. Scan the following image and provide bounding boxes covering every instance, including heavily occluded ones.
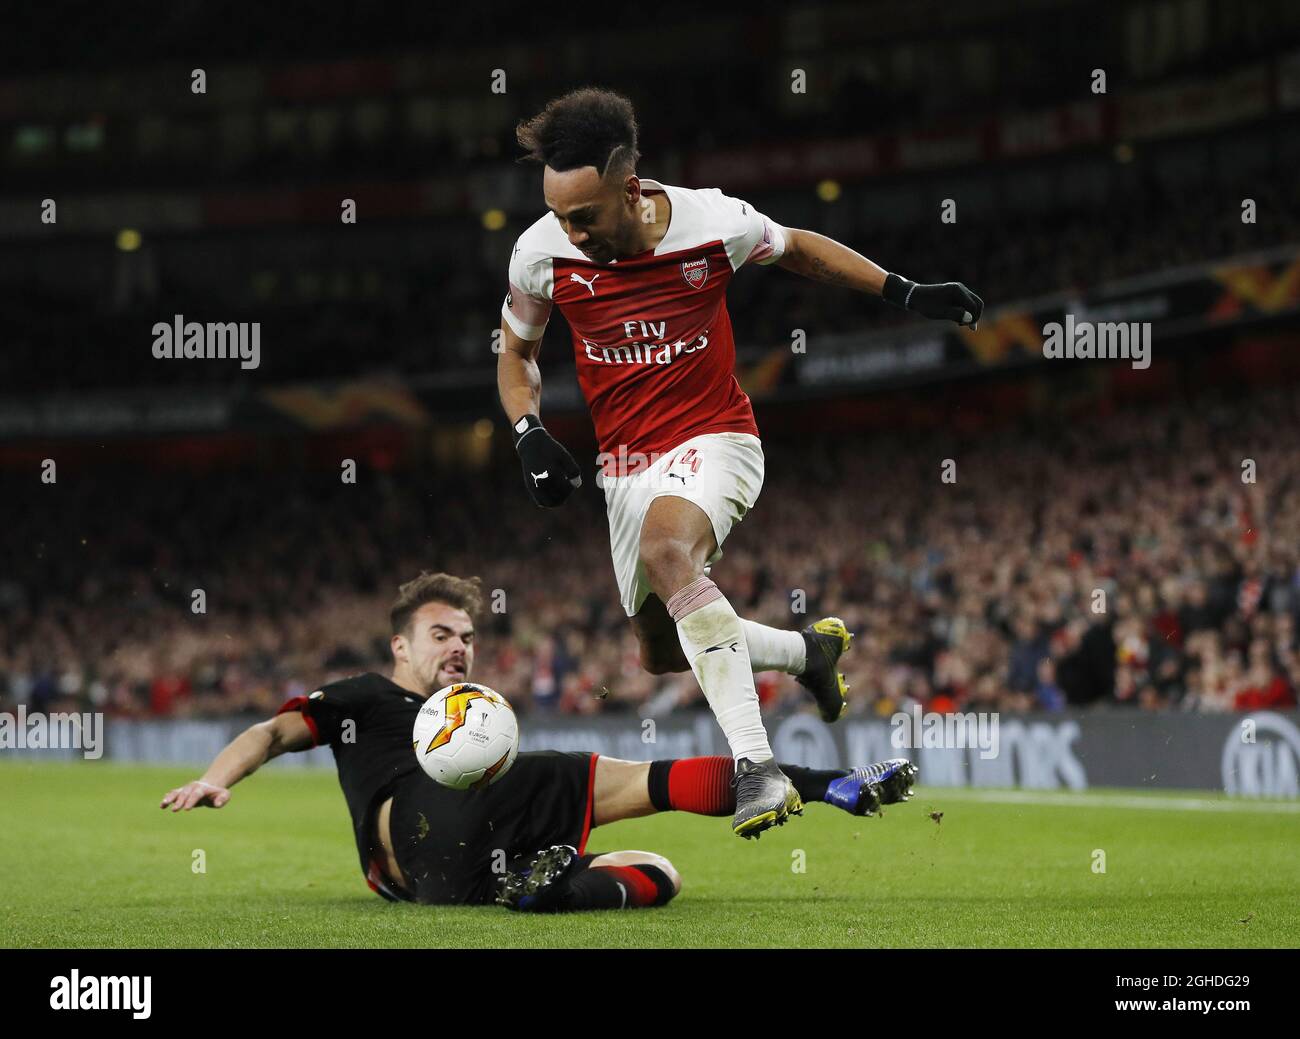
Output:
[511,413,546,451]
[882,272,918,311]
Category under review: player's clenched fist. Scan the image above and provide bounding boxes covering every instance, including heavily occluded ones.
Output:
[883,272,984,329]
[512,414,582,508]
[160,780,231,811]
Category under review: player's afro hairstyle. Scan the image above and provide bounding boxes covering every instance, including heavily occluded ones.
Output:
[516,87,640,178]
[390,571,484,636]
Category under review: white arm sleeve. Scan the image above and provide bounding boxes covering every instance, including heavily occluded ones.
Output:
[717,192,788,271]
[500,241,554,341]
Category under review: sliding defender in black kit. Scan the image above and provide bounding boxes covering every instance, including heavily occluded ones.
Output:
[161,571,917,912]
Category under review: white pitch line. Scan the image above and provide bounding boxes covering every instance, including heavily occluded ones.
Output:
[917,788,1300,814]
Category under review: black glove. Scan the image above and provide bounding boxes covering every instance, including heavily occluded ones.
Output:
[883,272,983,329]
[512,414,582,508]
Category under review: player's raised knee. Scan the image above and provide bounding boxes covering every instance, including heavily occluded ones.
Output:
[638,536,697,594]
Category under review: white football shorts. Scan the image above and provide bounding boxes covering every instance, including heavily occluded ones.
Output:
[596,431,764,617]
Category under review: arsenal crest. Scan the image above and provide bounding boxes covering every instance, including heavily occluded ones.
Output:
[681,257,709,290]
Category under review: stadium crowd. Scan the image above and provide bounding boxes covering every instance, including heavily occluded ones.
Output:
[6,176,1297,396]
[3,383,1298,723]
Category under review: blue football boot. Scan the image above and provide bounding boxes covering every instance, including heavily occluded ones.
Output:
[824,758,918,816]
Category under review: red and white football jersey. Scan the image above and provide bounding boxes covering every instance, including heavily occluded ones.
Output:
[501,179,787,475]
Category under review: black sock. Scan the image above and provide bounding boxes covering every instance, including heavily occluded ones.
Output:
[779,764,849,803]
[558,858,675,911]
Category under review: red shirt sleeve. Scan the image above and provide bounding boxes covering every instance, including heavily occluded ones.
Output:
[276,695,321,747]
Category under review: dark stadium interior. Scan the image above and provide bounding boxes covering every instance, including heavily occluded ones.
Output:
[3,0,1300,725]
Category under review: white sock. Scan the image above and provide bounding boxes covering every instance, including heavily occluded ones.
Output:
[668,577,773,762]
[739,619,806,674]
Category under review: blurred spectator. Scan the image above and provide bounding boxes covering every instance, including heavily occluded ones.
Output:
[3,384,1300,720]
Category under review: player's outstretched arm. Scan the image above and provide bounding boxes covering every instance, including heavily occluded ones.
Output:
[776,227,983,329]
[497,320,582,508]
[159,711,315,812]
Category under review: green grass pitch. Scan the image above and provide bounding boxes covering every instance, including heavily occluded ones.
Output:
[3,760,1297,948]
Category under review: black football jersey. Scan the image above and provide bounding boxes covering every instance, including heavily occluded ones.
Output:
[277,672,425,888]
[278,672,599,905]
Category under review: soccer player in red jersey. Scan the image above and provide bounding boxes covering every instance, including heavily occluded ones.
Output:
[497,88,980,838]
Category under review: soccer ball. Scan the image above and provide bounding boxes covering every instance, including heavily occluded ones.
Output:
[412,682,519,790]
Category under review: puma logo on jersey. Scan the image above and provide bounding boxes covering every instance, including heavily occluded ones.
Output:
[570,272,600,296]
[531,470,549,485]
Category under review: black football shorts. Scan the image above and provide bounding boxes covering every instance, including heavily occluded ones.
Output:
[387,750,598,905]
